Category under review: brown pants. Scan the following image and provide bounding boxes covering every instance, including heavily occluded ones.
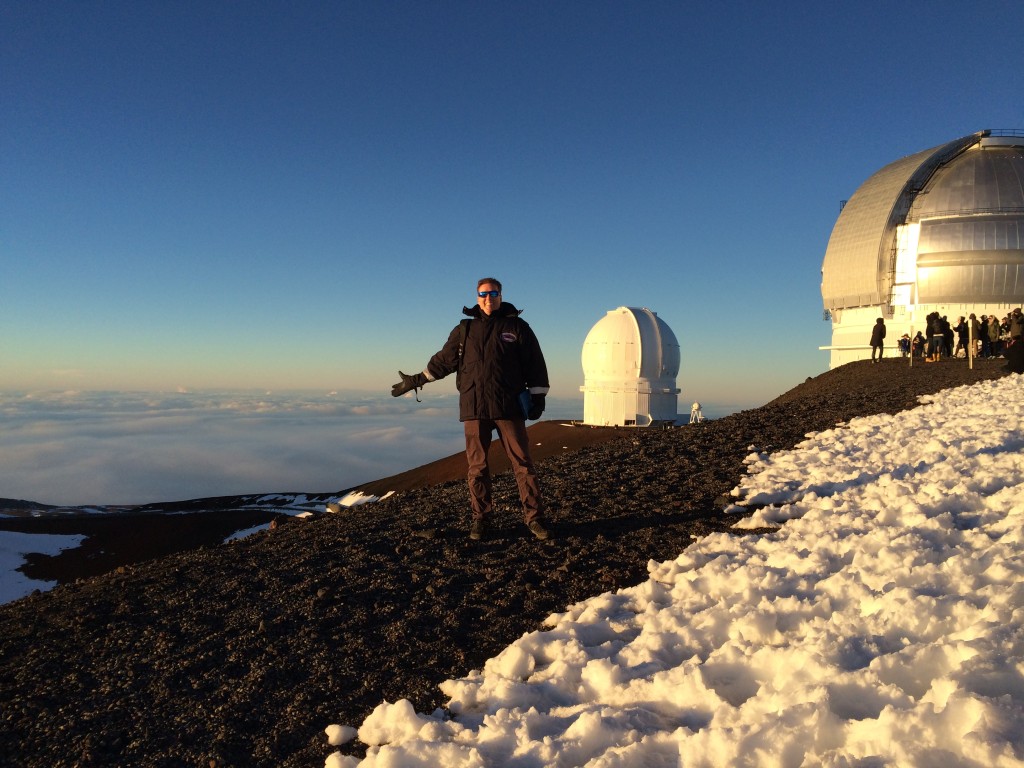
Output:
[464,419,543,523]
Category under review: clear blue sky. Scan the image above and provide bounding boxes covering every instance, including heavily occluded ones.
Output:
[3,1,1022,409]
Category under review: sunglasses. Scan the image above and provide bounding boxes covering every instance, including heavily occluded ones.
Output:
[477,290,500,298]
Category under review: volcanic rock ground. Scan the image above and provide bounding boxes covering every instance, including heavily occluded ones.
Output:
[0,358,1014,767]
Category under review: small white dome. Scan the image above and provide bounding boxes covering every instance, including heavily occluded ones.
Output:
[580,307,680,427]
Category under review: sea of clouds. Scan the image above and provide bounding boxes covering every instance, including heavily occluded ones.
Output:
[0,390,737,507]
[0,389,468,506]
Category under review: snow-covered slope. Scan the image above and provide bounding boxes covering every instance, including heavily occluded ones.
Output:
[326,375,1024,767]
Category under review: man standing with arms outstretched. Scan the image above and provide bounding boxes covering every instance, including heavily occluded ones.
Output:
[391,278,551,541]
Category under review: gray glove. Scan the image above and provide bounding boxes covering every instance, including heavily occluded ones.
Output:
[391,371,428,398]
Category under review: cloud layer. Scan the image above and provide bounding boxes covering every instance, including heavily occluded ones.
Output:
[0,391,474,506]
[0,391,737,506]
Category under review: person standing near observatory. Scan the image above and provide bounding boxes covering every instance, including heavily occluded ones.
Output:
[869,317,886,363]
[390,277,551,541]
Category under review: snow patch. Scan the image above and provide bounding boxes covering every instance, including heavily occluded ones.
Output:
[0,531,86,603]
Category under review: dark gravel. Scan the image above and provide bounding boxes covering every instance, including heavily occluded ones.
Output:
[0,358,1012,768]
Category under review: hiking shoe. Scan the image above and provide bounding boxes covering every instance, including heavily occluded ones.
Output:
[527,520,550,540]
[469,520,486,540]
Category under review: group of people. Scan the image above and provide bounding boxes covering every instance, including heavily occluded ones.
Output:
[886,308,1024,363]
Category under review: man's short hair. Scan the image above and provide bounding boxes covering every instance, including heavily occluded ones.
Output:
[477,277,502,292]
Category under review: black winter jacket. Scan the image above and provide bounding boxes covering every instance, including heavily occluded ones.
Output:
[424,302,549,421]
[869,321,886,346]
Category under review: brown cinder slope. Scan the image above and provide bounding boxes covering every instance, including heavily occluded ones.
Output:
[0,359,1010,767]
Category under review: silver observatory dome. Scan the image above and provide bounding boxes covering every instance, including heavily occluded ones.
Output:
[820,129,1024,367]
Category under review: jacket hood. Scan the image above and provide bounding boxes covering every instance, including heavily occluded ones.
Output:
[462,302,522,319]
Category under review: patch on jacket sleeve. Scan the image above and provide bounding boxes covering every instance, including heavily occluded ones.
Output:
[501,332,518,342]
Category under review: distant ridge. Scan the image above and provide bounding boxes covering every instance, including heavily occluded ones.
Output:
[0,498,55,513]
[353,420,632,497]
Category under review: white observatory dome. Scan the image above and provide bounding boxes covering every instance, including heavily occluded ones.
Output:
[580,306,680,427]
